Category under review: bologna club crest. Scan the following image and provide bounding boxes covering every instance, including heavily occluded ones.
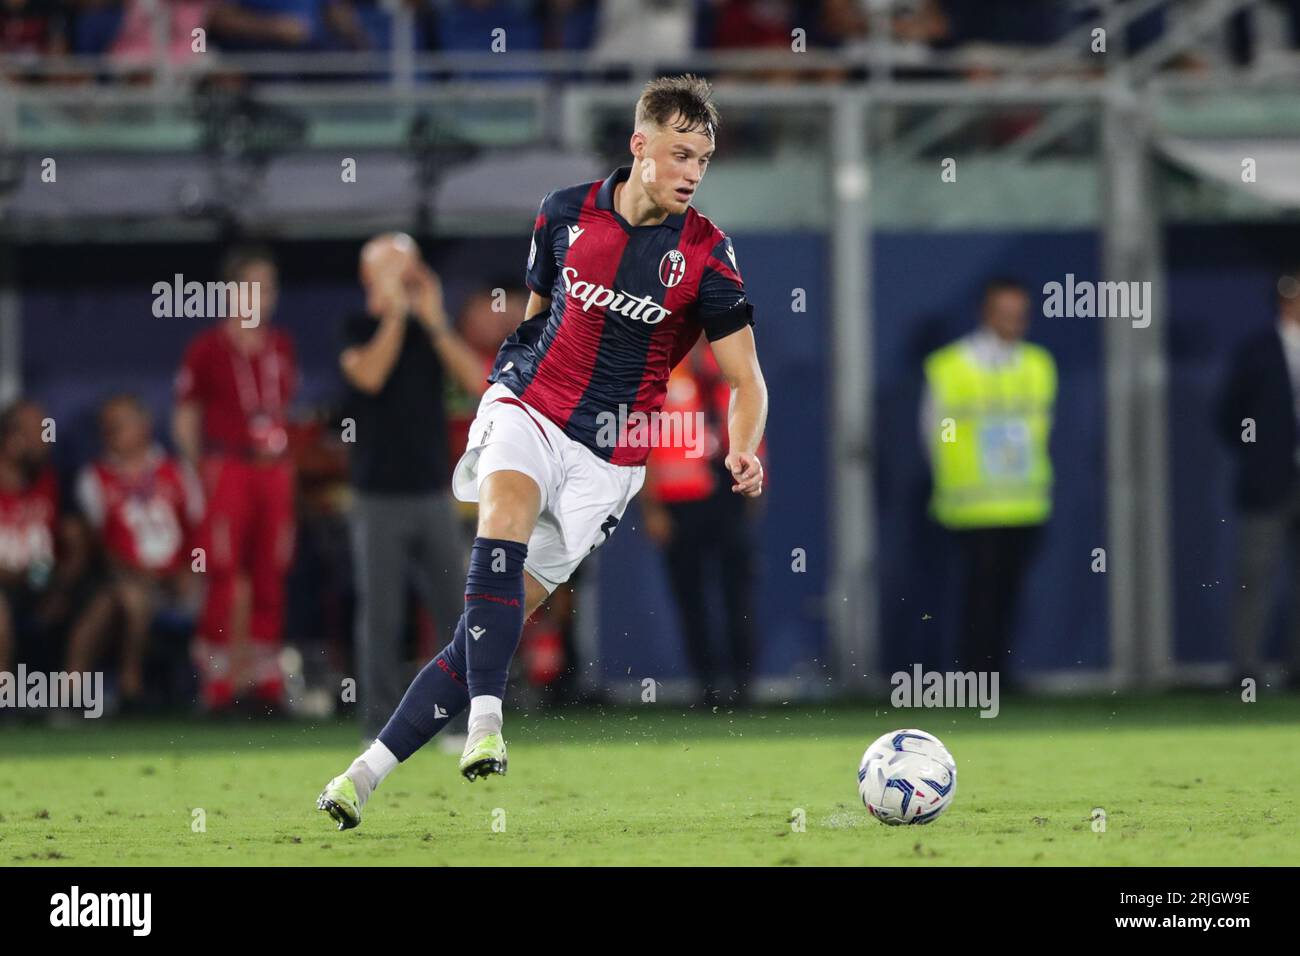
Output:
[659,249,687,288]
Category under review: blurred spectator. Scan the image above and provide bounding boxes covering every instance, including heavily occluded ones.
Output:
[1,0,68,82]
[820,0,951,52]
[1,0,67,55]
[283,403,353,694]
[641,340,763,706]
[110,0,214,69]
[64,395,201,706]
[920,278,1056,680]
[1219,271,1300,688]
[208,0,368,51]
[943,0,1066,47]
[172,244,297,714]
[541,0,597,50]
[446,282,527,459]
[429,0,541,52]
[0,399,60,676]
[348,0,429,52]
[710,0,798,50]
[708,0,830,83]
[340,234,483,739]
[591,0,692,63]
[455,283,525,365]
[0,399,93,679]
[1109,0,1168,58]
[1228,0,1300,67]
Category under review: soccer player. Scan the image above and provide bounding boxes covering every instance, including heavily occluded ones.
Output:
[318,74,768,830]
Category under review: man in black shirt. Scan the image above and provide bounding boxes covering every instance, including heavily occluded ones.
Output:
[1219,270,1300,688]
[341,234,486,739]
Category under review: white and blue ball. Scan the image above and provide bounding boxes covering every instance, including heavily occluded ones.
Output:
[858,729,957,826]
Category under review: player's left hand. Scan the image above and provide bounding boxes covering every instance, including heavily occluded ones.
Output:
[725,451,763,498]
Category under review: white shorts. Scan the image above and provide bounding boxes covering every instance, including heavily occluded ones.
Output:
[452,383,646,593]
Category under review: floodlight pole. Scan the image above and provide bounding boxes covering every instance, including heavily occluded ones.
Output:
[828,90,876,693]
[1100,78,1172,689]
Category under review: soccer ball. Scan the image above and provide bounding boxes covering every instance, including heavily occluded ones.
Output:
[858,729,957,826]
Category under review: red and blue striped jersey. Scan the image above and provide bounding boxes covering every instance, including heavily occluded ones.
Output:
[489,166,754,466]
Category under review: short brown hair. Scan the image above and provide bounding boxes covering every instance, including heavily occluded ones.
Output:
[634,74,719,139]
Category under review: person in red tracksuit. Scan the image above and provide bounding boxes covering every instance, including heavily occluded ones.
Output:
[172,245,298,714]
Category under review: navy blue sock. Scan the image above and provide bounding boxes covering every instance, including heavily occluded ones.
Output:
[377,614,469,762]
[464,537,528,701]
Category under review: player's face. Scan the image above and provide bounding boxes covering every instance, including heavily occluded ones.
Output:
[640,122,715,214]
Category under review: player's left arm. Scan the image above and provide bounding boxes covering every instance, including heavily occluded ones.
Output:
[710,326,767,498]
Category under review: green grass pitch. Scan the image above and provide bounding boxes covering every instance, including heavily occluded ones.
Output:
[4,693,1299,866]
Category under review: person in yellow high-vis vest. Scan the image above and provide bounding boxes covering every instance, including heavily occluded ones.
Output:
[920,278,1057,678]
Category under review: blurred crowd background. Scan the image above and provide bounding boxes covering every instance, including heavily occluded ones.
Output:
[3,0,1300,80]
[5,0,1300,725]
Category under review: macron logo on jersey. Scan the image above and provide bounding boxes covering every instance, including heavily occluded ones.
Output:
[561,267,672,325]
[567,225,584,246]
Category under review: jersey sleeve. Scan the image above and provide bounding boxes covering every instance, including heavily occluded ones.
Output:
[524,191,559,296]
[697,235,754,342]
